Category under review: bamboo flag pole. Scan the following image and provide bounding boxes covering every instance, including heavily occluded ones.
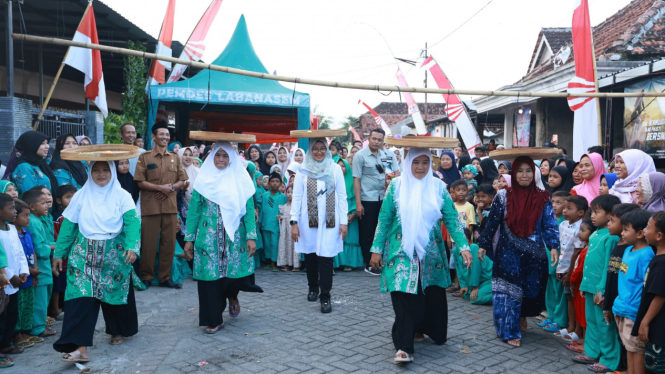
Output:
[14,32,665,99]
[33,1,93,130]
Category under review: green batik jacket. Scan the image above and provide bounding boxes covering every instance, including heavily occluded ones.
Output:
[184,190,257,281]
[54,209,141,305]
[371,178,469,294]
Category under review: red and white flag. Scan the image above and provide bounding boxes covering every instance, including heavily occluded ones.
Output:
[64,6,108,117]
[395,68,427,135]
[358,100,392,135]
[568,0,599,160]
[349,127,362,142]
[168,0,223,82]
[147,0,176,88]
[421,56,482,152]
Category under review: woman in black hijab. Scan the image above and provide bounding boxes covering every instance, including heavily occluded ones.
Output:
[247,144,268,175]
[471,157,484,185]
[10,131,59,196]
[480,158,499,185]
[115,160,140,203]
[548,165,574,193]
[50,133,88,189]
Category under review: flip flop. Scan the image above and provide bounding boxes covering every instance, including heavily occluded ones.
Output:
[563,332,581,342]
[38,328,57,337]
[537,318,552,327]
[554,328,569,337]
[204,324,224,334]
[566,344,585,353]
[572,355,596,365]
[393,350,414,363]
[0,346,23,355]
[535,312,549,321]
[27,336,44,344]
[229,302,240,318]
[506,339,521,348]
[14,341,34,349]
[543,322,562,332]
[587,363,612,373]
[0,357,13,368]
[46,317,56,327]
[110,337,125,345]
[62,351,89,363]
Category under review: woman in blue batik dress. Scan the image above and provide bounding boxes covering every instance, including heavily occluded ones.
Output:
[478,156,560,348]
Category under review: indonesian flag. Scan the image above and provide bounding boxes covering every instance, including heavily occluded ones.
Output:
[358,100,392,135]
[349,127,362,142]
[395,68,427,135]
[64,6,108,117]
[568,0,599,160]
[156,105,168,123]
[147,0,176,87]
[168,0,223,83]
[421,56,482,152]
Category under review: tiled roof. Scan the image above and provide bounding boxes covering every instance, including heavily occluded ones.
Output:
[355,102,447,135]
[527,28,573,72]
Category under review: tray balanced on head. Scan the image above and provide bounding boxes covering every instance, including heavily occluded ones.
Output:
[290,129,347,138]
[384,136,459,149]
[189,131,257,143]
[60,144,141,161]
[489,147,560,161]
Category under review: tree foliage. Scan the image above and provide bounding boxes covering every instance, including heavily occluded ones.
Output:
[103,40,148,143]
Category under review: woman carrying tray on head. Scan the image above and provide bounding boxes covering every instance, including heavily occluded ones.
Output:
[51,146,141,363]
[369,137,472,364]
[184,139,262,334]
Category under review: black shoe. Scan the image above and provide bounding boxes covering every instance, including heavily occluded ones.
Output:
[142,280,151,289]
[307,291,319,302]
[158,279,183,289]
[321,298,332,314]
[364,266,381,276]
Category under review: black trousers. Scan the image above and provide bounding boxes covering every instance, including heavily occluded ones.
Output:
[305,254,333,300]
[390,285,448,354]
[0,293,18,349]
[197,278,241,328]
[358,201,382,267]
[53,285,138,353]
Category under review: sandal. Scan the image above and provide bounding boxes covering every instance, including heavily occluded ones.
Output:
[566,343,585,353]
[535,312,549,321]
[0,346,23,355]
[587,363,612,373]
[536,318,552,327]
[506,339,521,348]
[553,328,569,337]
[572,355,596,365]
[445,285,459,293]
[229,301,240,318]
[393,350,414,363]
[292,268,300,272]
[46,317,56,327]
[452,291,462,297]
[280,267,289,272]
[204,324,224,334]
[110,336,124,345]
[38,328,57,337]
[543,322,562,332]
[62,351,89,363]
[0,357,13,369]
[27,336,44,344]
[14,340,34,349]
[562,332,581,342]
[271,267,279,272]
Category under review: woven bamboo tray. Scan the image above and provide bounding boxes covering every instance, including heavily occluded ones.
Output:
[189,131,256,143]
[290,129,347,138]
[60,144,141,161]
[489,147,560,161]
[385,136,459,148]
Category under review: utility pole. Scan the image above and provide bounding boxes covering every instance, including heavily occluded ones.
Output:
[423,42,428,122]
[6,0,14,97]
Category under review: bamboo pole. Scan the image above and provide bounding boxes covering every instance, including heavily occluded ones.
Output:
[13,33,665,99]
[33,2,93,130]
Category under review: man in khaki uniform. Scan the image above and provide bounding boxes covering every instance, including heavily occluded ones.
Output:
[134,121,188,289]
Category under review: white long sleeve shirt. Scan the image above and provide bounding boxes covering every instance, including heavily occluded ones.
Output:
[0,226,30,295]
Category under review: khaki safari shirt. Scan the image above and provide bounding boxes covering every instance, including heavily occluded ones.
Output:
[134,148,188,216]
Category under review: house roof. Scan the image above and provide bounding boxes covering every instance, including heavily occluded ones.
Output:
[527,28,572,73]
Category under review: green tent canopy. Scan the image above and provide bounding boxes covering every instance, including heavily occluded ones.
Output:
[147,15,311,148]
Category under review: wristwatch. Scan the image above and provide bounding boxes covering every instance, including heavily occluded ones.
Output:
[170,184,176,191]
[290,220,298,225]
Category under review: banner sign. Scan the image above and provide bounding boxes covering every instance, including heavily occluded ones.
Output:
[153,87,310,108]
[624,77,665,159]
[513,106,531,148]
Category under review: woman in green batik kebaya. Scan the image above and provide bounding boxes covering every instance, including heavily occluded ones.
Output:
[51,160,140,362]
[369,147,473,364]
[184,141,262,334]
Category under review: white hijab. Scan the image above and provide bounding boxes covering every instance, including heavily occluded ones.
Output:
[177,147,199,203]
[63,161,136,240]
[193,141,255,238]
[397,147,443,261]
[276,146,291,178]
[534,166,546,190]
[610,149,656,202]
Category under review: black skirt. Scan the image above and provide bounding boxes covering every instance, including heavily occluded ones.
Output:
[197,275,263,328]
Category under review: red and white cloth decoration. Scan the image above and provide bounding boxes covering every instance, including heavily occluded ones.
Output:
[359,100,392,135]
[568,0,599,160]
[168,0,223,82]
[147,0,176,88]
[395,68,427,135]
[421,56,482,152]
[64,6,108,117]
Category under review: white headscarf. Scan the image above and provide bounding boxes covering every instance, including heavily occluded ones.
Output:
[193,141,255,238]
[63,161,136,240]
[287,162,301,174]
[610,149,656,202]
[276,146,291,178]
[397,147,443,261]
[177,147,199,203]
[534,166,546,190]
[299,138,336,194]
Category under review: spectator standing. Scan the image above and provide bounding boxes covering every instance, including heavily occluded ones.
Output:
[119,123,145,177]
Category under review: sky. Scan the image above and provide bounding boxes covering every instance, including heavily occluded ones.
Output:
[104,0,634,126]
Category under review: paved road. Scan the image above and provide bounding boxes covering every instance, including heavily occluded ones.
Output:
[10,269,589,373]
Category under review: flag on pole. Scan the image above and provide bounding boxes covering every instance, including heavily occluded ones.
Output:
[568,0,600,160]
[147,0,176,88]
[395,68,427,135]
[421,56,482,152]
[64,6,108,117]
[167,0,223,83]
[358,100,392,135]
[349,127,362,142]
